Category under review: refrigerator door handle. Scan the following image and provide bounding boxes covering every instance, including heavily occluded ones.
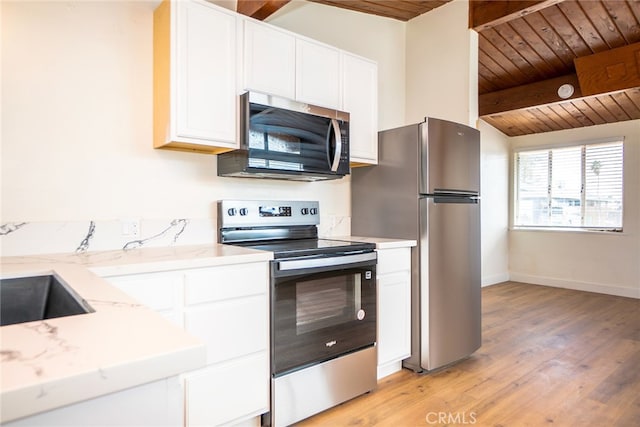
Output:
[432,189,479,197]
[432,195,480,204]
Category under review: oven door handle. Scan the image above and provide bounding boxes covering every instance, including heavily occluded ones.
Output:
[277,252,376,271]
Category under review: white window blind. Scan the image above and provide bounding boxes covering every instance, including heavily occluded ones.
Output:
[514,141,623,230]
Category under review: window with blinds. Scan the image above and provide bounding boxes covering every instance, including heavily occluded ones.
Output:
[514,141,623,230]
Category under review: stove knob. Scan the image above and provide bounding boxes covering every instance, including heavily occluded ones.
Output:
[227,208,237,216]
[310,208,318,215]
[239,208,248,216]
[301,208,309,215]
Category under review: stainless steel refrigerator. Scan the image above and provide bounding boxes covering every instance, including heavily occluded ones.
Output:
[351,117,481,372]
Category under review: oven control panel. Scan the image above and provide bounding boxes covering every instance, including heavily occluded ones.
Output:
[219,200,320,228]
[259,205,292,217]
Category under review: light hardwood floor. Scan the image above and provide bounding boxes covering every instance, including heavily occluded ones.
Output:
[296,282,640,427]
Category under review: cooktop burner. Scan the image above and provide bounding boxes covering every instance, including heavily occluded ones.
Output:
[235,238,375,259]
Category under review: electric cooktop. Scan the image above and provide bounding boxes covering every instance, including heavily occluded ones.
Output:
[235,238,375,259]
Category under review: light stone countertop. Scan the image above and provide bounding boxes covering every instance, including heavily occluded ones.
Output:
[0,244,273,423]
[333,236,417,249]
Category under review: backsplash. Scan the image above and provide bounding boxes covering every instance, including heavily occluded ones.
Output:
[0,215,350,257]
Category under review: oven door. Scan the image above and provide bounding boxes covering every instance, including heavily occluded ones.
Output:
[271,252,377,376]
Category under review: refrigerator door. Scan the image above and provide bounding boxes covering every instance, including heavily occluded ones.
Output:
[419,195,481,370]
[419,118,480,195]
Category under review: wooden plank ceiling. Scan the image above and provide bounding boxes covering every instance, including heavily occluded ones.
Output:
[237,0,640,136]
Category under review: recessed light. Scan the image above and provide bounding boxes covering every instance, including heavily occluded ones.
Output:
[557,84,574,99]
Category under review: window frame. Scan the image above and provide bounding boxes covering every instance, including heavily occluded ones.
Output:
[512,137,624,233]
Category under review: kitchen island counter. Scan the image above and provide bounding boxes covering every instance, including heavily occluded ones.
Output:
[0,244,273,423]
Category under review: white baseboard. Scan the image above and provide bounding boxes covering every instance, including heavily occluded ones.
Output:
[481,272,510,287]
[231,417,261,427]
[377,360,403,380]
[509,272,640,299]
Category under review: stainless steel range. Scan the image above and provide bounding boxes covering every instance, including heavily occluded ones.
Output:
[218,200,377,427]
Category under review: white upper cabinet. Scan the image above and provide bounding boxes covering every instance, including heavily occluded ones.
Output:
[243,19,378,164]
[342,52,378,165]
[243,20,342,110]
[154,0,238,154]
[295,39,341,109]
[154,1,378,164]
[242,20,296,100]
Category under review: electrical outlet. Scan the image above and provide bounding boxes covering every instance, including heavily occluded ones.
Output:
[121,218,140,237]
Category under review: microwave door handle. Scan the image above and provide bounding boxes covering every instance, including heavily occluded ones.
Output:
[330,119,342,172]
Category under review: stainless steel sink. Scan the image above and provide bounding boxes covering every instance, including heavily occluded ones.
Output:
[0,275,94,326]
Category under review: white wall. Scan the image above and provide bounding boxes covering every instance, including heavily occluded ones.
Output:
[479,121,510,285]
[0,0,371,254]
[403,0,509,285]
[1,0,512,289]
[0,0,353,222]
[509,120,640,298]
[405,0,475,126]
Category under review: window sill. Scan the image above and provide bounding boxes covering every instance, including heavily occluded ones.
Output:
[511,226,624,234]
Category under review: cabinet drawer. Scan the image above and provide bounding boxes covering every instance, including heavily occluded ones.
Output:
[184,352,269,426]
[376,248,411,275]
[184,295,268,364]
[106,272,182,312]
[184,263,268,305]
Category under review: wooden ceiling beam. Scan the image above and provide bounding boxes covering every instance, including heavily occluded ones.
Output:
[236,0,291,21]
[574,42,640,96]
[470,0,564,31]
[479,73,582,116]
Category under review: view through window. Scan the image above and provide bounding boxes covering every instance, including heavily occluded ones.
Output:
[514,141,623,230]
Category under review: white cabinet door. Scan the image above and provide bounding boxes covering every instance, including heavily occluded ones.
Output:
[175,0,236,144]
[377,271,411,365]
[243,19,296,99]
[295,39,341,109]
[184,353,269,427]
[342,52,378,165]
[376,247,411,378]
[154,0,237,154]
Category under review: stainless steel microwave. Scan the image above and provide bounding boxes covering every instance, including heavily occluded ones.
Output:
[217,91,350,181]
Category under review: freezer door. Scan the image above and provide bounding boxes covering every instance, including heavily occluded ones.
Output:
[419,196,481,371]
[419,118,480,195]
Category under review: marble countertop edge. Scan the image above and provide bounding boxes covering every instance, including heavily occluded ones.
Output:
[1,344,205,423]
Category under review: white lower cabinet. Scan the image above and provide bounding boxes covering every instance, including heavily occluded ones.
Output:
[106,271,184,327]
[184,294,268,365]
[4,377,183,427]
[376,247,411,379]
[104,261,270,426]
[184,352,269,426]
